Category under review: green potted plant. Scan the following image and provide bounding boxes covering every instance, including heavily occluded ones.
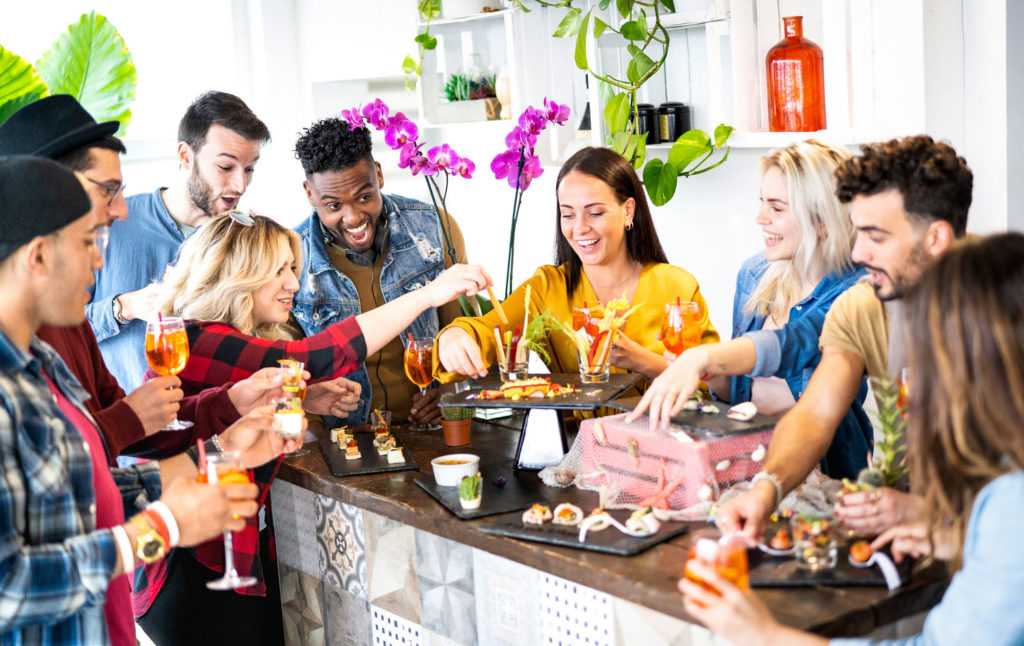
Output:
[439,70,500,122]
[440,393,474,446]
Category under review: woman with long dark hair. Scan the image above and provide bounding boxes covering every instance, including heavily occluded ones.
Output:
[437,146,718,381]
[680,233,1024,645]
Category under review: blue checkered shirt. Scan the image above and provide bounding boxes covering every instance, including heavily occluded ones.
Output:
[0,331,161,645]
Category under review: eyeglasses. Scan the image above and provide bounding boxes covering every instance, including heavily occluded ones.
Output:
[94,224,110,257]
[85,177,126,207]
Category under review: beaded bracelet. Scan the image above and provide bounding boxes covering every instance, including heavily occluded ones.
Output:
[752,471,783,511]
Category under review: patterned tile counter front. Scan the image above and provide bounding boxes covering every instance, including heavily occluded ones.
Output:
[271,421,945,646]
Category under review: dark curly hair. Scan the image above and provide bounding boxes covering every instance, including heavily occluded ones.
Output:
[294,117,373,176]
[835,135,972,236]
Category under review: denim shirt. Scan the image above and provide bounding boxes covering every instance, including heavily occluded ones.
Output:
[730,252,872,479]
[0,331,162,645]
[293,194,446,424]
[831,471,1024,645]
[88,188,186,392]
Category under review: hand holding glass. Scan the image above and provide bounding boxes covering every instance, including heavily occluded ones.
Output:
[200,450,257,590]
[661,301,701,356]
[404,336,441,431]
[145,317,193,430]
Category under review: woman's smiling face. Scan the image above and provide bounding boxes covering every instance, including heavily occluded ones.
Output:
[250,238,300,327]
[558,171,634,268]
[756,165,802,262]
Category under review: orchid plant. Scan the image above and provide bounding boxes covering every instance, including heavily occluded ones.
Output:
[340,98,484,315]
[491,98,571,297]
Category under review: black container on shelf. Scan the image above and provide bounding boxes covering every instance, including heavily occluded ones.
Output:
[658,102,691,143]
[636,103,659,143]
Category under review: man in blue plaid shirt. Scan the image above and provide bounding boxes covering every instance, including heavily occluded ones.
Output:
[0,156,292,645]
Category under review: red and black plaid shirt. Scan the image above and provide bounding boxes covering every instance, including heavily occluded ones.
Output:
[132,315,366,616]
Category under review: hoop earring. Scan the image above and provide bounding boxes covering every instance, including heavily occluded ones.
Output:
[625,221,634,231]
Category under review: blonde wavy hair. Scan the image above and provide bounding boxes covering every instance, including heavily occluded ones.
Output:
[158,213,301,339]
[745,140,855,321]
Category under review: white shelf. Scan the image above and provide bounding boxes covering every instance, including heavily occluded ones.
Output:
[420,118,514,129]
[658,9,729,31]
[419,9,509,28]
[647,129,873,151]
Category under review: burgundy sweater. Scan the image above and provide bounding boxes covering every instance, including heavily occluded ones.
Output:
[36,321,240,465]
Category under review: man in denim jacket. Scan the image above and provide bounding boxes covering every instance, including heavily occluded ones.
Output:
[290,118,467,426]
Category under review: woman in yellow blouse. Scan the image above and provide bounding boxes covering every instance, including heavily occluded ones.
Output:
[436,147,718,382]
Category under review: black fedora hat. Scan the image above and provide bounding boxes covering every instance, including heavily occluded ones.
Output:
[0,95,119,159]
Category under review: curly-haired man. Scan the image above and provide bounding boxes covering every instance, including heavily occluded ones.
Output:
[290,117,467,426]
[715,135,973,542]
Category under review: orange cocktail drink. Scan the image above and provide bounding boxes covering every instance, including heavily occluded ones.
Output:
[661,301,701,356]
[684,531,750,594]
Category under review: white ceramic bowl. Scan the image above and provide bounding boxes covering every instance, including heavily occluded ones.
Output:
[431,454,480,487]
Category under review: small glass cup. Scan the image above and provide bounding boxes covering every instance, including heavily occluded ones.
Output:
[791,512,838,571]
[579,362,610,384]
[277,359,306,401]
[274,397,304,441]
[499,359,529,382]
[372,409,392,434]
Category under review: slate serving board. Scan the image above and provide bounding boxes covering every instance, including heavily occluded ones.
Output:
[748,546,911,588]
[414,464,549,520]
[318,433,418,478]
[479,507,691,556]
[439,373,641,411]
[606,395,779,437]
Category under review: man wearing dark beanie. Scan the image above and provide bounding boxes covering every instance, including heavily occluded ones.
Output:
[0,95,289,463]
[0,155,285,646]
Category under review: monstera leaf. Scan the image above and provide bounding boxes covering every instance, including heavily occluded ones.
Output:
[0,46,48,125]
[35,11,136,136]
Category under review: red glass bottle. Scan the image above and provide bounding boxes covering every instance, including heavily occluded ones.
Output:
[766,16,826,132]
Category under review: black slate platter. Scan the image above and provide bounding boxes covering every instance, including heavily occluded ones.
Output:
[318,433,418,477]
[605,395,779,437]
[415,464,549,520]
[748,545,911,587]
[479,508,691,556]
[440,373,641,411]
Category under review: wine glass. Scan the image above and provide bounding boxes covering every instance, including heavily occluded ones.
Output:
[277,359,309,457]
[145,317,193,430]
[201,450,258,590]
[403,335,441,432]
[660,301,701,357]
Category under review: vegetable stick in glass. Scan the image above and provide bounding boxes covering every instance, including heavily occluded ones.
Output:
[487,287,509,326]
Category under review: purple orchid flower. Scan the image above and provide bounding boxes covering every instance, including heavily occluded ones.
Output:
[490,149,520,181]
[397,142,430,176]
[427,144,459,173]
[361,99,390,129]
[340,107,364,130]
[384,114,419,149]
[517,107,547,137]
[542,98,571,125]
[452,156,475,179]
[504,126,537,152]
[510,153,543,190]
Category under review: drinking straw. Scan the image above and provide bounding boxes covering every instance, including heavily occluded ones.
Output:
[493,326,507,366]
[676,296,681,307]
[487,287,509,326]
[407,332,414,347]
[197,439,207,477]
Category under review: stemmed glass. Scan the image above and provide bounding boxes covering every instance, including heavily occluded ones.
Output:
[660,300,701,357]
[277,359,309,457]
[145,317,193,430]
[403,335,441,431]
[201,450,258,590]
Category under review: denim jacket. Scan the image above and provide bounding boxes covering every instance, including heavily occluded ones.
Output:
[730,252,872,479]
[293,194,446,424]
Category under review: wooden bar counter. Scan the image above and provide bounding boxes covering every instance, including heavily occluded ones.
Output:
[271,417,947,645]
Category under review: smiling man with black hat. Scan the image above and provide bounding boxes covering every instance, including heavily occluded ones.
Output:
[0,154,286,646]
[0,96,291,464]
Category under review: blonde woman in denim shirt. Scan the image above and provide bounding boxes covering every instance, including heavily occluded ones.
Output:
[629,140,871,479]
[682,233,1024,646]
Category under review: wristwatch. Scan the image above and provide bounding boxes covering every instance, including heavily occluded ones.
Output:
[128,514,166,564]
[112,294,128,325]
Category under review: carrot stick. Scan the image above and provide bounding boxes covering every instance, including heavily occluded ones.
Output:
[487,287,509,326]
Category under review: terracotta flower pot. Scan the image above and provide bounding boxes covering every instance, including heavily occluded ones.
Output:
[442,418,472,446]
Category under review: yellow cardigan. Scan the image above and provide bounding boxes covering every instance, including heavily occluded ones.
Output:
[434,262,719,383]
